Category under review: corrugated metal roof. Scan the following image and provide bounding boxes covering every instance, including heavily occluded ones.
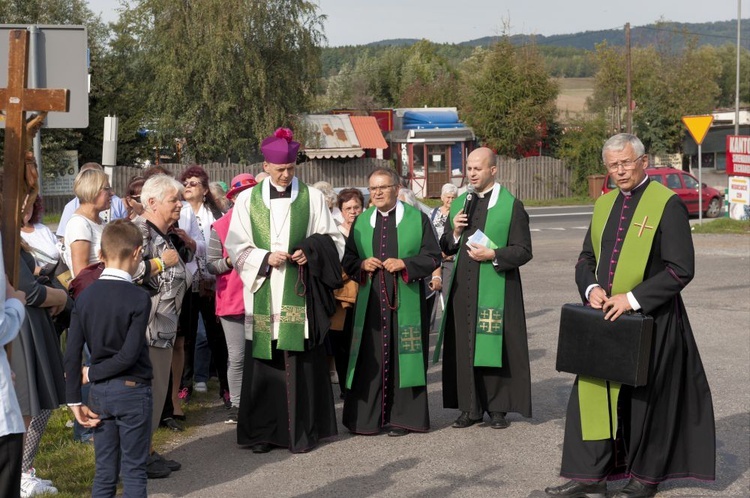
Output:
[300,115,364,158]
[350,116,388,150]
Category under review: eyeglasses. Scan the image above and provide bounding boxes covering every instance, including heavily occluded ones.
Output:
[605,155,645,172]
[368,184,396,193]
[183,180,202,187]
[129,196,141,203]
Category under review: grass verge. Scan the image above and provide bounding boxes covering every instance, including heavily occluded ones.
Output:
[691,218,750,234]
[34,384,221,497]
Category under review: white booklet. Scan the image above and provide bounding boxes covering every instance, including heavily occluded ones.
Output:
[466,229,498,249]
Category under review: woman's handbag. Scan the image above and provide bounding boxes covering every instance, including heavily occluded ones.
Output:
[68,262,105,299]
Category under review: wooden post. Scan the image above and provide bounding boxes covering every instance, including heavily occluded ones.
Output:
[0,29,69,285]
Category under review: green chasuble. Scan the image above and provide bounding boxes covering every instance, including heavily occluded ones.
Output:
[249,182,310,359]
[433,185,515,367]
[579,181,675,440]
[346,203,426,389]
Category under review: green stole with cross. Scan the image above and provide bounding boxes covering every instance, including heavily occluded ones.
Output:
[433,185,515,367]
[579,180,675,440]
[249,181,310,360]
[346,202,426,389]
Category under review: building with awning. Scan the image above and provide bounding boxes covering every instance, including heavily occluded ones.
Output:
[299,114,365,159]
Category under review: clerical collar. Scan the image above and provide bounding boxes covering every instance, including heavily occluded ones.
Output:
[269,181,292,199]
[475,184,495,198]
[377,203,397,217]
[620,176,649,197]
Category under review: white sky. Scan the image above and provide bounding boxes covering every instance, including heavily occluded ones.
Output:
[87,0,744,47]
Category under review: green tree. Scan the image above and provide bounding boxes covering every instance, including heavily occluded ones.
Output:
[459,41,558,157]
[557,115,609,196]
[124,0,325,162]
[714,44,750,107]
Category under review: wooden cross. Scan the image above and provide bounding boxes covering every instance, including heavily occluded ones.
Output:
[633,215,654,238]
[478,308,503,334]
[0,29,69,285]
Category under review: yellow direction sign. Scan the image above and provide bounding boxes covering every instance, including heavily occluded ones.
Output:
[682,115,714,145]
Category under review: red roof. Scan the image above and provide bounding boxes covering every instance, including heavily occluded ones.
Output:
[350,116,388,150]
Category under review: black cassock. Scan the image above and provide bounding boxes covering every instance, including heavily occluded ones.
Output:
[439,193,533,419]
[341,209,440,434]
[560,180,715,483]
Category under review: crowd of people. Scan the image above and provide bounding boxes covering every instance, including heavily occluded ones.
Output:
[0,130,715,498]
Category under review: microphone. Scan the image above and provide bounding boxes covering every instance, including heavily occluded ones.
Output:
[463,184,476,216]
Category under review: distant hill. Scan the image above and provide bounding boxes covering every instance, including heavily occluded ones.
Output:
[358,19,750,51]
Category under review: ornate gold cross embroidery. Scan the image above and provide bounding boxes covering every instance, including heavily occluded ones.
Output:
[633,215,654,237]
[400,327,422,352]
[478,309,503,334]
[280,305,306,323]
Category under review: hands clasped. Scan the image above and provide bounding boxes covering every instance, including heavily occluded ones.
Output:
[360,257,405,274]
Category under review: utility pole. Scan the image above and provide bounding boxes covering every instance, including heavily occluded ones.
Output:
[626,23,632,134]
[735,1,741,136]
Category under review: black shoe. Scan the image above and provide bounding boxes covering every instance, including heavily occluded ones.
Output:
[611,479,658,498]
[452,412,482,428]
[159,417,184,432]
[146,454,172,479]
[173,414,187,421]
[544,480,606,497]
[251,443,272,454]
[489,412,510,429]
[388,427,409,437]
[152,452,181,471]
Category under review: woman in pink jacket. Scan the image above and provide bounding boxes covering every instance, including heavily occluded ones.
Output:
[205,173,257,424]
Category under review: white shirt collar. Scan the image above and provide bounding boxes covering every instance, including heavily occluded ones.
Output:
[100,267,133,283]
[621,175,649,197]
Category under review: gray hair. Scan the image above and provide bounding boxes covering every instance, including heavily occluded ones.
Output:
[141,174,184,211]
[602,133,645,162]
[398,188,418,207]
[312,181,338,210]
[441,183,458,196]
[368,166,401,186]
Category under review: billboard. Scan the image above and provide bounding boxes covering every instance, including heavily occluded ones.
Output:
[725,135,750,177]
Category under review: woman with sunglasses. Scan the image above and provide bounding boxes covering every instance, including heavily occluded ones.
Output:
[176,167,230,413]
[125,176,146,220]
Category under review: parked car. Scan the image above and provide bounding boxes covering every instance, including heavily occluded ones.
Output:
[602,167,723,218]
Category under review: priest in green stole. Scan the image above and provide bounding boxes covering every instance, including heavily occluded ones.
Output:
[342,167,440,436]
[434,147,533,431]
[225,128,345,454]
[545,134,715,498]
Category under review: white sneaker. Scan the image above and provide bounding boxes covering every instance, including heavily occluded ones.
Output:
[194,382,208,393]
[27,468,53,486]
[20,473,58,497]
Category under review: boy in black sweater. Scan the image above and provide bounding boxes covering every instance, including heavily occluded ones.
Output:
[64,220,153,497]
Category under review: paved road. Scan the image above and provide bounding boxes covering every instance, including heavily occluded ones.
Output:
[149,231,750,498]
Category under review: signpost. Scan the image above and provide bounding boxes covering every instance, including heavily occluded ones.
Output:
[682,115,714,224]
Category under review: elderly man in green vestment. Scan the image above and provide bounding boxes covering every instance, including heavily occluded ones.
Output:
[434,147,533,431]
[544,134,715,498]
[342,166,440,437]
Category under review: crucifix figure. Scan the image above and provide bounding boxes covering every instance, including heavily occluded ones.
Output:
[633,215,654,238]
[0,29,69,284]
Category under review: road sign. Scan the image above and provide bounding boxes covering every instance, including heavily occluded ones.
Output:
[0,24,88,128]
[682,115,714,145]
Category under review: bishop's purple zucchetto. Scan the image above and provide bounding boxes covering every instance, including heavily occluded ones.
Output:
[261,127,300,164]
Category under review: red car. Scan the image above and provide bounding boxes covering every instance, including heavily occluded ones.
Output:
[602,167,723,218]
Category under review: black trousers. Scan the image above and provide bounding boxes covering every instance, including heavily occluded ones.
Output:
[0,432,23,498]
[180,291,229,395]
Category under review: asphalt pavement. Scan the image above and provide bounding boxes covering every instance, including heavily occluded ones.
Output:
[148,230,750,498]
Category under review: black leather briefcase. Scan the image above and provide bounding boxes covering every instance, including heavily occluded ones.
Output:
[556,303,653,387]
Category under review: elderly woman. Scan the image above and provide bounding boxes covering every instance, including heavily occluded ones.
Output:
[63,168,112,277]
[177,166,229,410]
[132,174,187,478]
[328,188,365,397]
[313,181,343,225]
[429,183,458,330]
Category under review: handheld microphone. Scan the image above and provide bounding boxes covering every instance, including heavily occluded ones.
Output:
[462,184,476,215]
